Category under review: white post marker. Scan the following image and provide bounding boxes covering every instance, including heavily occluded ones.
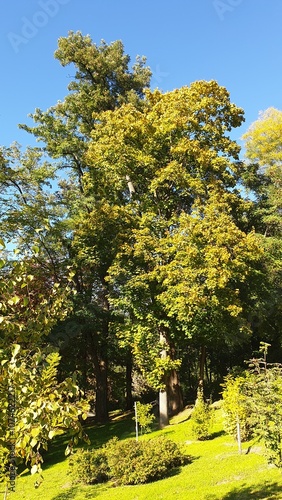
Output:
[134,401,138,442]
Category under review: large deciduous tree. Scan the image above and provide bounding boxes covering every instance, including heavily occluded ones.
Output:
[85,82,261,423]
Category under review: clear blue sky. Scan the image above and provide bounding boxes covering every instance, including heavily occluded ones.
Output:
[1,0,282,151]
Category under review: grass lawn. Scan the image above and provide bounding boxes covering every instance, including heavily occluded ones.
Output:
[3,406,282,500]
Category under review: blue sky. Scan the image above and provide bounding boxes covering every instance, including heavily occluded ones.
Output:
[1,0,282,153]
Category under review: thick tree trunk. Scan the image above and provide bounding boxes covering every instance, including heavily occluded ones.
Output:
[125,358,133,410]
[167,369,184,416]
[159,385,169,428]
[159,330,169,428]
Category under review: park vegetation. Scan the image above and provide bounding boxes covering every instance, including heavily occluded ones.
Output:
[1,31,282,493]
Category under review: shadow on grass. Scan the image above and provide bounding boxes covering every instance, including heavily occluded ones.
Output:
[206,481,282,500]
[169,412,192,425]
[19,413,168,479]
[50,486,80,500]
[50,485,107,499]
[24,414,137,474]
[208,430,226,440]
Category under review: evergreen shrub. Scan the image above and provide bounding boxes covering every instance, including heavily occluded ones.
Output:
[69,436,189,486]
[191,388,213,440]
[68,448,109,485]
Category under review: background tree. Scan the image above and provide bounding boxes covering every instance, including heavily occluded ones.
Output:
[242,108,282,361]
[0,243,73,348]
[1,32,152,422]
[242,108,282,169]
[222,343,282,468]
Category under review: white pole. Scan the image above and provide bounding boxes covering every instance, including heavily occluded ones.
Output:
[134,401,138,442]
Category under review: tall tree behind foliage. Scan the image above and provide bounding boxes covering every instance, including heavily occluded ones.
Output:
[242,108,282,358]
[1,32,151,422]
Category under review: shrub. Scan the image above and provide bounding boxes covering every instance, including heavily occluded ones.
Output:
[104,437,144,485]
[191,388,213,440]
[105,436,188,485]
[68,448,109,485]
[69,436,189,486]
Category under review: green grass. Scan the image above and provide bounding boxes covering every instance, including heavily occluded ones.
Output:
[3,407,282,500]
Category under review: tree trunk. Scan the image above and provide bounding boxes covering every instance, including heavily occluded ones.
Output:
[125,358,133,410]
[93,353,109,422]
[199,345,206,389]
[167,369,184,416]
[159,385,169,428]
[159,330,169,428]
[93,278,110,422]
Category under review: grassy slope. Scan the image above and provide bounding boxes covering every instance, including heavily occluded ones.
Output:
[4,407,282,500]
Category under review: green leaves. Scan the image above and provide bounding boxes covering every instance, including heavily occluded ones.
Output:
[87,82,246,216]
[0,345,90,483]
[11,344,21,359]
[223,351,282,468]
[0,251,73,347]
[0,245,86,485]
[242,108,282,344]
[92,80,260,389]
[157,191,261,321]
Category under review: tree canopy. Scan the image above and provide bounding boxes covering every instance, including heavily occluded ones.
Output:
[1,33,282,452]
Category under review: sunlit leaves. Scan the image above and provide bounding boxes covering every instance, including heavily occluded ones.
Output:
[0,345,89,483]
[156,191,262,327]
[96,80,256,386]
[0,250,73,346]
[243,108,282,168]
[86,82,246,215]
